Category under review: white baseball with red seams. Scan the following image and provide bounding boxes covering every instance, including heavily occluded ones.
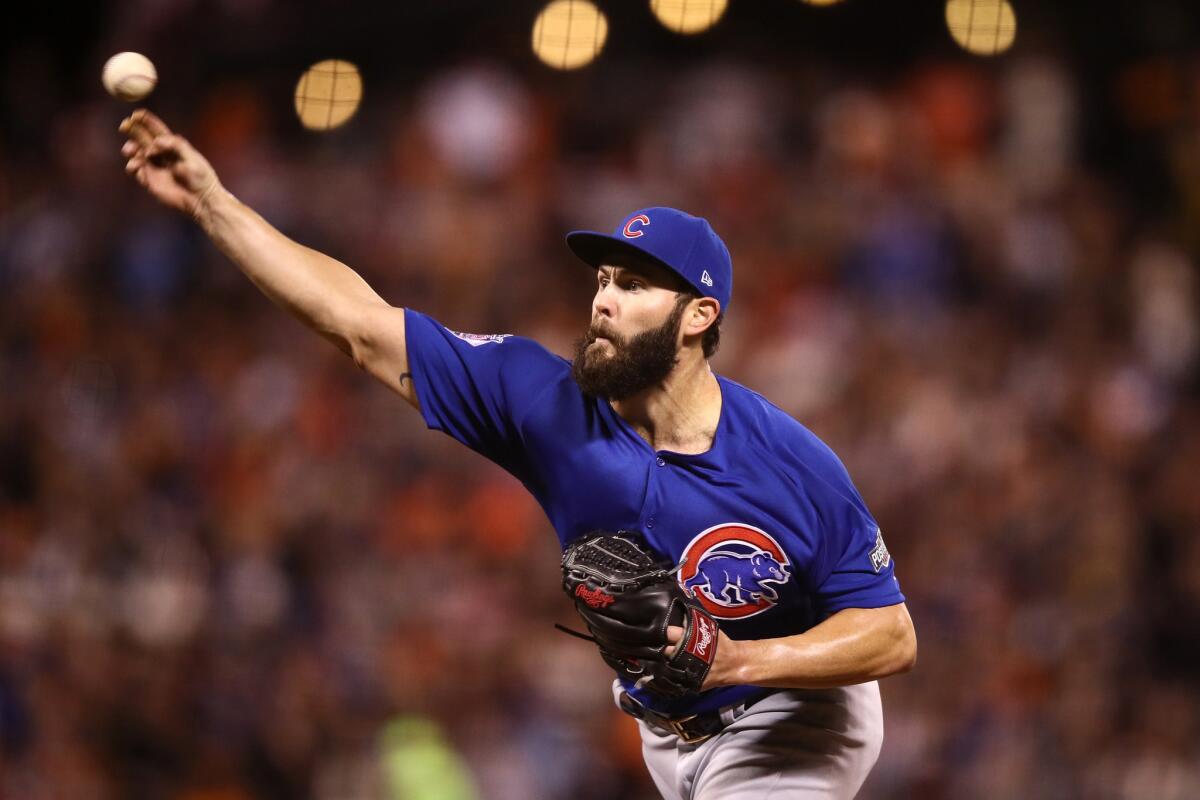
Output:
[102,52,157,102]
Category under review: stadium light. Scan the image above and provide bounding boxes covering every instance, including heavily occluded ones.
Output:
[294,59,363,131]
[650,0,729,35]
[532,0,609,70]
[945,0,1017,56]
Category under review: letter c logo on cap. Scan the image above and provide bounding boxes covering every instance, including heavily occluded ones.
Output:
[622,214,650,238]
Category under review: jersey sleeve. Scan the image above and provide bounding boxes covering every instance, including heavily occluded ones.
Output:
[811,502,905,616]
[404,309,569,481]
[762,408,906,618]
[795,447,905,616]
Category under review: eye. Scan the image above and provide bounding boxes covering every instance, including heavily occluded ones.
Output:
[628,280,643,292]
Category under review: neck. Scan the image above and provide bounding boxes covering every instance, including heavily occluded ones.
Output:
[610,354,722,454]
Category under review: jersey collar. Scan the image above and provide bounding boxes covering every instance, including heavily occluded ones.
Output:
[597,376,734,466]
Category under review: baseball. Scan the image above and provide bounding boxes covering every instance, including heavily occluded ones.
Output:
[102,52,157,102]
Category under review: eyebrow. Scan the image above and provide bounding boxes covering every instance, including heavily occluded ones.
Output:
[598,263,675,286]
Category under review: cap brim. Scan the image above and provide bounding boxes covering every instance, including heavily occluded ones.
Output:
[565,231,677,276]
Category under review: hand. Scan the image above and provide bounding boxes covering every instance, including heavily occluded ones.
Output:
[665,625,741,691]
[119,109,222,219]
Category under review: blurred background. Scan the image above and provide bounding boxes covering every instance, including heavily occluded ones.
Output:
[3,0,1200,797]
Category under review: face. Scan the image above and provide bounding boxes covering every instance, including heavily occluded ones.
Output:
[571,262,690,400]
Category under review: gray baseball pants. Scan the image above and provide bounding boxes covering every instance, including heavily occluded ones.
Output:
[621,681,884,800]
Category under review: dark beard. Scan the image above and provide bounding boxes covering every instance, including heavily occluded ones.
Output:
[571,303,686,400]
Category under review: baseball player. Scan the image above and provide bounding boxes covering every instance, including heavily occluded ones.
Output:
[119,109,916,799]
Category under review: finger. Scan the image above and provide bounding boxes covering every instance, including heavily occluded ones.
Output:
[126,157,144,174]
[126,117,155,148]
[146,133,185,158]
[145,134,187,168]
[121,140,138,157]
[134,167,149,187]
[132,109,171,137]
[663,625,687,657]
[127,109,172,147]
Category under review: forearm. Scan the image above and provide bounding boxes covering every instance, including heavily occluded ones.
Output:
[717,604,916,690]
[120,109,413,402]
[195,186,386,353]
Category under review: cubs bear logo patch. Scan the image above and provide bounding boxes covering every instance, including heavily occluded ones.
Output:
[677,523,792,620]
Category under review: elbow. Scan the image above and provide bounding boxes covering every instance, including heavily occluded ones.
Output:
[338,316,380,370]
[878,606,917,678]
[894,628,917,674]
[889,614,918,675]
[315,326,357,361]
[346,333,371,369]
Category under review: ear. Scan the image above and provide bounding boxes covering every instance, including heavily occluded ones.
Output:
[681,297,721,339]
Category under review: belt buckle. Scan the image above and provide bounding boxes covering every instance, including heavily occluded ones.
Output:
[666,714,713,745]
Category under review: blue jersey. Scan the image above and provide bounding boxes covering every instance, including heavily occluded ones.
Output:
[404,310,905,715]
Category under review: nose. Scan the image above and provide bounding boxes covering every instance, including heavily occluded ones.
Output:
[593,283,615,320]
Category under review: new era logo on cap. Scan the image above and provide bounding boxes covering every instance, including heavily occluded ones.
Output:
[564,207,734,311]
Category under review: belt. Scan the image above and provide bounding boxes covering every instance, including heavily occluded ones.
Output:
[618,690,769,745]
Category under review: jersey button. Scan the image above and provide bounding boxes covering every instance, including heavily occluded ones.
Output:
[656,457,666,467]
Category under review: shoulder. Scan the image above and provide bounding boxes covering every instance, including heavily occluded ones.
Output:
[720,377,860,500]
[406,309,571,372]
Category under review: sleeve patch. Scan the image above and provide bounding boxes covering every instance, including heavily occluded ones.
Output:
[869,528,891,573]
[449,330,512,347]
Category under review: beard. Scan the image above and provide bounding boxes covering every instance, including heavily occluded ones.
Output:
[571,302,686,400]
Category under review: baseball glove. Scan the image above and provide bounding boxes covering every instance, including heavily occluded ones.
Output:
[559,531,719,697]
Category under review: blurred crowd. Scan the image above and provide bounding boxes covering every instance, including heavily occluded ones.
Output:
[3,6,1200,799]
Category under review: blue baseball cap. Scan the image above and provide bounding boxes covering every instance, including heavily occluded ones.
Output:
[566,207,733,312]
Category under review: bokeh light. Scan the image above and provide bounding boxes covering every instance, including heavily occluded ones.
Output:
[293,59,363,130]
[799,0,845,7]
[945,0,1017,56]
[532,0,608,71]
[650,0,729,35]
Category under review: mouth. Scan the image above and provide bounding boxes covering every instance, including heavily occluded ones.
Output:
[587,336,616,357]
[590,326,619,342]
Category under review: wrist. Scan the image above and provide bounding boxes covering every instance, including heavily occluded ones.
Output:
[710,634,754,688]
[192,180,228,229]
[729,637,758,686]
